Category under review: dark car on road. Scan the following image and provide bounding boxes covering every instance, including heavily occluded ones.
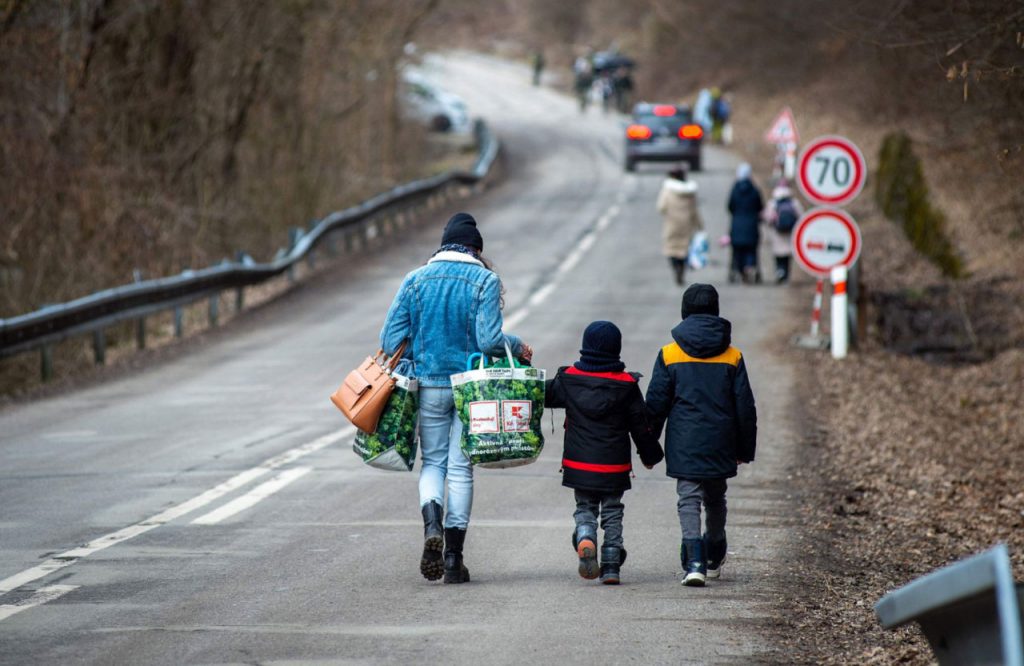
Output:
[624,103,704,172]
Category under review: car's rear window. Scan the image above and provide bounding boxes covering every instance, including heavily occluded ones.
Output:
[635,110,694,130]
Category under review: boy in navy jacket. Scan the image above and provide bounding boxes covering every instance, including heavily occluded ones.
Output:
[545,321,664,584]
[645,284,757,586]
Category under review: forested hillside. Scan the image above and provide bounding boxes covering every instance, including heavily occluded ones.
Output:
[1,0,437,317]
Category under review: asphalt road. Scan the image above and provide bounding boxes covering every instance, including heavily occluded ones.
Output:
[0,54,800,665]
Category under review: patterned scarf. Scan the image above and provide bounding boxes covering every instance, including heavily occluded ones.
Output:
[431,243,482,261]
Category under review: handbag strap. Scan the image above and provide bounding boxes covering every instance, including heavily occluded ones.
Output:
[383,340,408,372]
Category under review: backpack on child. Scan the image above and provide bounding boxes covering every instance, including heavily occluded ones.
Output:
[775,198,798,232]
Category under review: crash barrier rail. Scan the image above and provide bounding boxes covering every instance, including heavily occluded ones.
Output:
[875,543,1023,666]
[0,120,500,380]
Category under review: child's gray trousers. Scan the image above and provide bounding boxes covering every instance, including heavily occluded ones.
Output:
[573,490,625,549]
[677,478,728,541]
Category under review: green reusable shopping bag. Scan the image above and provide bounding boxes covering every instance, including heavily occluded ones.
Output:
[353,372,418,471]
[451,344,546,469]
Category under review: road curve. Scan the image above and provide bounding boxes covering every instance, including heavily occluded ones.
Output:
[0,54,800,664]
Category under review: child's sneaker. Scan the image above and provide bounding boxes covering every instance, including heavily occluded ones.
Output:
[680,538,706,587]
[704,536,727,579]
[575,529,599,580]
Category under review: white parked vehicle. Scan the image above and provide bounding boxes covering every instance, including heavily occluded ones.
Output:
[401,69,471,134]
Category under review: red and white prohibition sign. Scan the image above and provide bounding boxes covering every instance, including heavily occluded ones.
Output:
[792,207,862,278]
[797,135,866,207]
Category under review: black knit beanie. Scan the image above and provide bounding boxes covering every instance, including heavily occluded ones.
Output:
[681,283,719,319]
[574,320,626,373]
[441,212,483,250]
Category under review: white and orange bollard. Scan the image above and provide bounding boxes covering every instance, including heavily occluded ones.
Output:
[810,279,824,338]
[831,266,848,359]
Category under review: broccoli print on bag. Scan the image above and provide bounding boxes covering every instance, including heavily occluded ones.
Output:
[451,360,546,468]
[353,373,418,472]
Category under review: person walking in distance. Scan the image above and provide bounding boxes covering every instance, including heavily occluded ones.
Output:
[645,284,757,586]
[763,181,802,284]
[544,321,663,584]
[380,212,533,584]
[727,163,764,284]
[657,165,704,286]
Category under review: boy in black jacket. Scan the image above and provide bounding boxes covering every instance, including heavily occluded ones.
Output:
[645,284,757,587]
[545,321,664,584]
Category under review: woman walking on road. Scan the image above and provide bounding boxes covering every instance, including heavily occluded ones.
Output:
[380,212,533,584]
[657,166,704,286]
[727,163,764,284]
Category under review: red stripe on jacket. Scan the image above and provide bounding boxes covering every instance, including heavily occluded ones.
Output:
[565,366,636,383]
[562,459,633,473]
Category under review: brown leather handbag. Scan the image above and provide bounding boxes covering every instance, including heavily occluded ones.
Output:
[330,342,408,433]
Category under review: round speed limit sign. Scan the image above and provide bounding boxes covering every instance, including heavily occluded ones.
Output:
[797,135,866,207]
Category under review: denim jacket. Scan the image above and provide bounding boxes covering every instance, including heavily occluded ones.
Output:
[380,251,523,387]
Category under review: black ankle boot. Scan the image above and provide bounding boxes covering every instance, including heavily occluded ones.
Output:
[600,546,625,585]
[443,527,470,584]
[420,502,444,581]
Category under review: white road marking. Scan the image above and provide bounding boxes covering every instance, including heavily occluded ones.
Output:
[0,585,79,622]
[0,428,352,598]
[504,198,622,329]
[527,283,556,308]
[504,309,528,329]
[191,467,313,525]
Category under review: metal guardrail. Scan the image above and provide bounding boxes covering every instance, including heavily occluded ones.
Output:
[875,543,1023,666]
[0,120,500,378]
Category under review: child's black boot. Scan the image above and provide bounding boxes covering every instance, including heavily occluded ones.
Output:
[575,526,599,580]
[704,535,727,580]
[443,527,470,584]
[681,538,706,587]
[420,501,444,581]
[600,546,627,585]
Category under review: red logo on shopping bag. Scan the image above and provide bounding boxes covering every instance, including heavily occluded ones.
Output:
[502,401,532,433]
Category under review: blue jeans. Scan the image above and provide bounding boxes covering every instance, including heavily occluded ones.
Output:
[418,387,473,529]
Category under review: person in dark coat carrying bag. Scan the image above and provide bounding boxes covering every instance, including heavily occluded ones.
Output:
[645,284,757,587]
[545,321,664,585]
[727,163,765,284]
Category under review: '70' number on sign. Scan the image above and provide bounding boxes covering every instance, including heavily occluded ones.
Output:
[813,155,852,187]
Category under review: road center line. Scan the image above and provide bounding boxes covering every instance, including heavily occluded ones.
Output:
[191,467,313,525]
[0,585,79,622]
[504,198,622,329]
[0,428,352,598]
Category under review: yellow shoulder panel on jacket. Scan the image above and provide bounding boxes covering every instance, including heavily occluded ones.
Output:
[661,343,742,367]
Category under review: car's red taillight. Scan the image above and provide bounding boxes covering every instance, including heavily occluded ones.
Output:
[626,124,652,140]
[679,124,704,140]
[653,105,677,117]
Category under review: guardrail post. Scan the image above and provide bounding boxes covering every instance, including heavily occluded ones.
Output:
[306,220,317,270]
[287,228,302,283]
[93,330,106,365]
[40,345,53,382]
[136,317,146,350]
[233,252,247,312]
[209,294,219,327]
[173,307,184,338]
[326,232,337,257]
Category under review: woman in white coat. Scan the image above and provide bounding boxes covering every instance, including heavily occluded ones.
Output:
[657,166,704,285]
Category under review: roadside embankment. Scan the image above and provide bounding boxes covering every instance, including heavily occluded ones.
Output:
[728,84,1024,664]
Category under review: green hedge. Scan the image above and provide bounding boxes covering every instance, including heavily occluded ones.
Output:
[876,132,963,278]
